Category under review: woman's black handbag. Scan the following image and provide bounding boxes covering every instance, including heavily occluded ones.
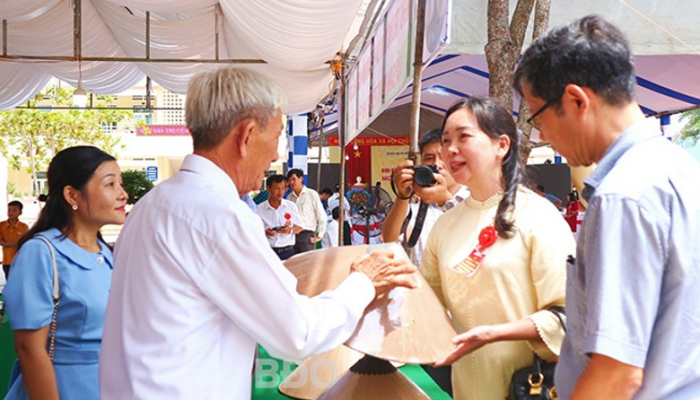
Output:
[506,306,566,400]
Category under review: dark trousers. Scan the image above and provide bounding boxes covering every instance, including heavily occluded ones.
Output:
[272,245,295,261]
[342,221,352,246]
[294,230,316,254]
[2,264,10,281]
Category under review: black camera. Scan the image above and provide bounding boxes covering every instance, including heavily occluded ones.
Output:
[411,164,438,187]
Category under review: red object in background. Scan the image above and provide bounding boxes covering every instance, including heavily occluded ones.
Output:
[565,200,581,232]
[346,145,371,188]
[329,136,408,146]
[351,220,382,235]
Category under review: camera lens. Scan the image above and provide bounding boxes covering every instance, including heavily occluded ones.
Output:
[413,165,437,187]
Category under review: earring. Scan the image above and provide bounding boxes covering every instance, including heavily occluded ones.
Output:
[72,204,78,211]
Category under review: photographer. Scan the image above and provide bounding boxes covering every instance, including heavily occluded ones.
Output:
[381,128,470,267]
[380,129,469,397]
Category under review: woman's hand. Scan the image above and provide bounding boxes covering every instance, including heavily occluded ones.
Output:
[434,325,496,366]
[434,319,540,366]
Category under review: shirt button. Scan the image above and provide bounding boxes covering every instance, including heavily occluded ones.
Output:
[97,256,105,264]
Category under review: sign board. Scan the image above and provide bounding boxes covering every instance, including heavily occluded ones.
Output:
[137,125,191,136]
[356,48,372,126]
[372,146,410,196]
[343,0,451,145]
[371,20,386,117]
[146,166,158,182]
[329,136,409,146]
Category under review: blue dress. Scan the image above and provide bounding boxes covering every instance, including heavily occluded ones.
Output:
[3,228,113,400]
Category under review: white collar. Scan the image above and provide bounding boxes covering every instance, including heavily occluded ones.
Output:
[179,154,239,200]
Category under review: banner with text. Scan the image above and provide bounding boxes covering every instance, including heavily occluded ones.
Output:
[137,125,190,136]
[343,0,451,145]
[329,136,409,147]
[371,145,409,200]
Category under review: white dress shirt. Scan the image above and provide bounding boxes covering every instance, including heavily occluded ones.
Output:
[257,199,302,248]
[327,193,351,222]
[99,155,375,400]
[322,219,339,248]
[287,185,327,238]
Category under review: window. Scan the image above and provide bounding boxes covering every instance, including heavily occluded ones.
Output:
[101,122,118,134]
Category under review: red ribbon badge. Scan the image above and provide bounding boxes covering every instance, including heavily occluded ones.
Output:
[450,226,498,277]
[478,226,498,248]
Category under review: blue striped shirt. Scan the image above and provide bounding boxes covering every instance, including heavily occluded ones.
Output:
[556,119,700,399]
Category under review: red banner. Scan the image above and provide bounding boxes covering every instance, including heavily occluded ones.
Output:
[346,145,372,188]
[137,125,191,136]
[328,136,409,146]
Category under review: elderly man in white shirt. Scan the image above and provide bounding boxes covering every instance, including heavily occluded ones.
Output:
[286,168,327,254]
[99,67,417,400]
[257,174,303,260]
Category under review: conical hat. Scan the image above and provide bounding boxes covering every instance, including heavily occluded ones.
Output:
[283,243,456,364]
[284,245,369,297]
[278,346,363,400]
[315,356,431,400]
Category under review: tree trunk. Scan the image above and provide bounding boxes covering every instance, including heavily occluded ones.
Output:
[485,0,535,110]
[485,0,551,161]
[49,127,57,158]
[517,0,551,160]
[27,137,39,196]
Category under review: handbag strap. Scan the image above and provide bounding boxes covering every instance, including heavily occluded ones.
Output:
[531,306,567,378]
[36,237,60,361]
[548,305,567,333]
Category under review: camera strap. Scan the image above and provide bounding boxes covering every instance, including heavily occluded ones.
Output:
[402,201,430,248]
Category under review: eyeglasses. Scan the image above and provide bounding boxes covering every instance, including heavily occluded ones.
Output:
[526,94,562,130]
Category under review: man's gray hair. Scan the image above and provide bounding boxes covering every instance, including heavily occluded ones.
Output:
[185,67,286,150]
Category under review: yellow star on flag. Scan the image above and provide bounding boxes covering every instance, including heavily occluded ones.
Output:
[354,150,362,158]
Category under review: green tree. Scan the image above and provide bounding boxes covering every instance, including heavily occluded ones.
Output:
[678,109,700,144]
[121,170,154,205]
[0,87,134,195]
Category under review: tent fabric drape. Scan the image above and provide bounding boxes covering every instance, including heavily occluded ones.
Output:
[0,0,365,113]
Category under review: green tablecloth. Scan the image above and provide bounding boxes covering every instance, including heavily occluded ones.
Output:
[252,347,451,399]
[1,315,450,399]
[1,295,16,398]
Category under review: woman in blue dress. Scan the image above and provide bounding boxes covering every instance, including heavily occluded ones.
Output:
[3,146,128,400]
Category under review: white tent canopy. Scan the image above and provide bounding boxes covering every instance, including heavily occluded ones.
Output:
[0,0,369,113]
[2,0,699,118]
